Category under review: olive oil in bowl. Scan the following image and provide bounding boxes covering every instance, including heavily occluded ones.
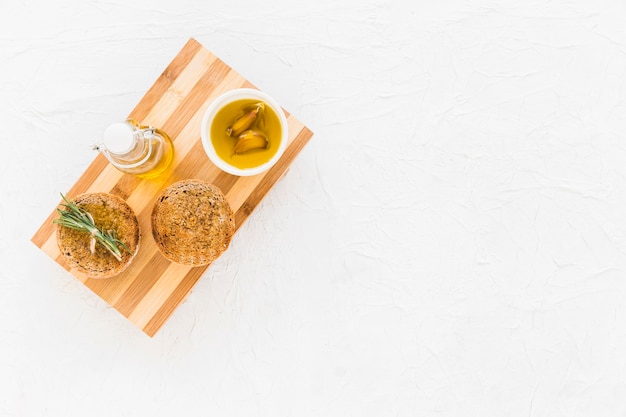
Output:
[210,99,282,170]
[201,88,289,177]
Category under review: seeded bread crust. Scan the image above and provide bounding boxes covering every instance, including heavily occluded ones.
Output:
[151,179,235,266]
[56,193,141,279]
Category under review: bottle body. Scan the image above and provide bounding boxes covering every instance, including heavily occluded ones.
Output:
[135,126,174,178]
[95,119,174,178]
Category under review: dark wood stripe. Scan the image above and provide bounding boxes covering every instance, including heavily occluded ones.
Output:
[211,169,240,196]
[110,173,142,201]
[169,139,212,182]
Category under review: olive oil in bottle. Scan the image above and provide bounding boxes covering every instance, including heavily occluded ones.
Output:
[94,119,174,178]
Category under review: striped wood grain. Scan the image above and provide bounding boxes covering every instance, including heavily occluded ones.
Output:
[31,38,313,337]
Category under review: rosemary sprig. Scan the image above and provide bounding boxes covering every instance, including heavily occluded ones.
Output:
[53,193,131,261]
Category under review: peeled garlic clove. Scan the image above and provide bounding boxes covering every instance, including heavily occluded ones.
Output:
[226,102,264,137]
[233,130,269,154]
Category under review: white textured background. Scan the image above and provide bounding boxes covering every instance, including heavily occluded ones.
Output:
[2,0,626,416]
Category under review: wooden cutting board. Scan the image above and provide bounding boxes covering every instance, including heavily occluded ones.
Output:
[31,38,313,337]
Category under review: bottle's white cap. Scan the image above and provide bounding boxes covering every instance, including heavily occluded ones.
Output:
[103,122,134,154]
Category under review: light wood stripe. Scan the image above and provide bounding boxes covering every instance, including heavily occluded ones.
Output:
[31,156,111,248]
[31,38,314,337]
[127,262,193,328]
[143,267,205,336]
[129,38,202,122]
[142,47,217,125]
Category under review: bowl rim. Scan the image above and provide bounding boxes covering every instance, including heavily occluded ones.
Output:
[200,88,289,176]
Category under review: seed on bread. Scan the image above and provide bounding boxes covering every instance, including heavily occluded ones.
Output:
[151,179,235,266]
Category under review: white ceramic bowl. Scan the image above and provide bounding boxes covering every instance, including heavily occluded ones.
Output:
[201,88,289,176]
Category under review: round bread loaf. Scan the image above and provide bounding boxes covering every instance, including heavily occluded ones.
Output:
[56,192,141,279]
[151,179,235,266]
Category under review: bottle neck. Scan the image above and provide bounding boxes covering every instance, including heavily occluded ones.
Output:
[96,122,155,169]
[102,122,136,155]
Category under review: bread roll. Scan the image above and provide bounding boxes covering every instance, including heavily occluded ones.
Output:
[151,179,235,266]
[56,192,140,279]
